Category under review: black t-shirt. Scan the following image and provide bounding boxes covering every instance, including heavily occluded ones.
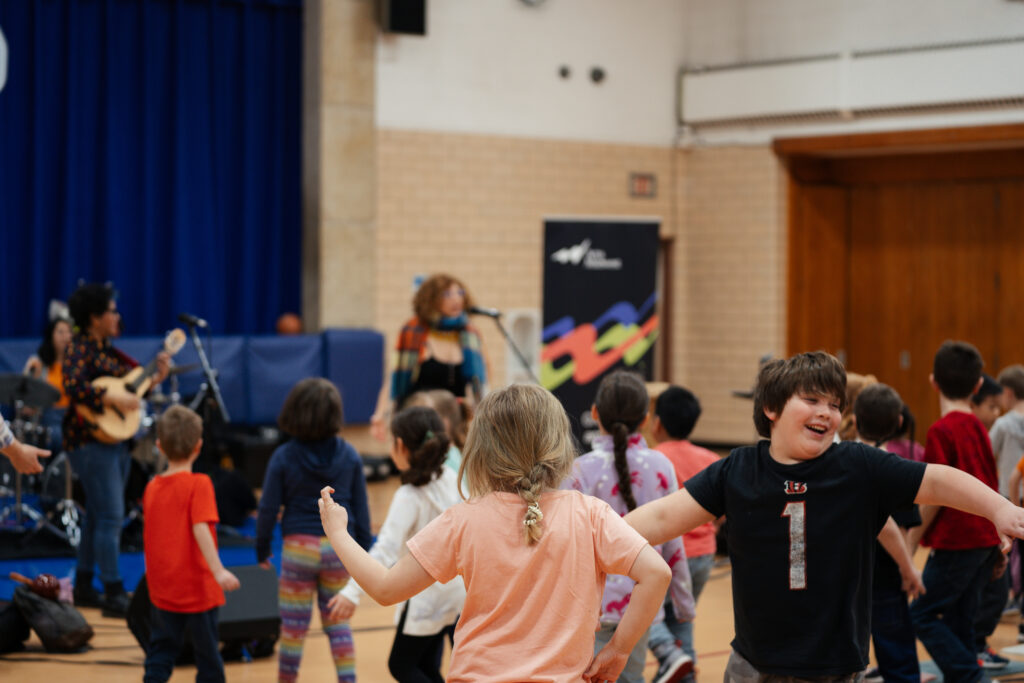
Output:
[686,440,926,677]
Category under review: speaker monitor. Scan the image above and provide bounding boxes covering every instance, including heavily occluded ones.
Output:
[379,0,426,35]
[128,565,280,658]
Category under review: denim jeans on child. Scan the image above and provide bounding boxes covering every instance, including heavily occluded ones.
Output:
[649,553,715,661]
[871,586,920,683]
[910,547,1000,683]
[144,605,224,683]
[70,441,131,585]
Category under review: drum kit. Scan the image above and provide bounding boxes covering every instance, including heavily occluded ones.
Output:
[0,362,198,550]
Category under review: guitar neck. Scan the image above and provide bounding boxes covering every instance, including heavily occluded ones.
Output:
[126,356,161,394]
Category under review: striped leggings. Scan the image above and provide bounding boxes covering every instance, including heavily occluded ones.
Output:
[278,534,355,683]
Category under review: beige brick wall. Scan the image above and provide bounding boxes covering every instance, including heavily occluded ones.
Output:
[375,130,785,446]
[679,146,786,445]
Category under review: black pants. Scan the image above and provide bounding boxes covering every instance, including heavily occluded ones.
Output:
[388,603,447,683]
[144,605,224,683]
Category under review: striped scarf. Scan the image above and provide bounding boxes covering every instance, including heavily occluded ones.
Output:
[390,314,486,402]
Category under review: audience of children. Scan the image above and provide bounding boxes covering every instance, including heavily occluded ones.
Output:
[142,406,240,683]
[255,378,373,683]
[645,385,719,681]
[561,371,695,683]
[321,383,671,683]
[623,349,1024,683]
[328,406,465,683]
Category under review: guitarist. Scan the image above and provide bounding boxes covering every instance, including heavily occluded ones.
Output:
[62,282,170,617]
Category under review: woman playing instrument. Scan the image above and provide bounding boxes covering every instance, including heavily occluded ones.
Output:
[370,274,488,440]
[63,282,169,616]
[23,316,73,453]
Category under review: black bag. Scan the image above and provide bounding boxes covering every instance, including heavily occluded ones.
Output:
[0,600,31,653]
[12,585,94,652]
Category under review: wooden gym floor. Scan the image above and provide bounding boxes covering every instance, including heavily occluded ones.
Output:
[2,475,1023,682]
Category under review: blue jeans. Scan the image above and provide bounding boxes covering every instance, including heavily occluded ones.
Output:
[974,568,1009,650]
[594,623,649,683]
[871,587,919,683]
[649,553,714,661]
[910,547,999,683]
[144,605,223,683]
[70,441,130,585]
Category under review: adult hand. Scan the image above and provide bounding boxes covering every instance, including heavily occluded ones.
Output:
[327,593,357,621]
[106,391,140,412]
[370,412,388,442]
[2,440,50,475]
[153,351,171,384]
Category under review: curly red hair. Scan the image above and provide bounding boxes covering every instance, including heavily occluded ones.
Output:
[412,273,475,323]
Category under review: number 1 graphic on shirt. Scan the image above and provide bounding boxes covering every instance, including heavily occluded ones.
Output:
[782,501,806,590]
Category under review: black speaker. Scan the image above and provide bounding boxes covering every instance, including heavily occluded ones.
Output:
[379,0,426,35]
[128,566,280,661]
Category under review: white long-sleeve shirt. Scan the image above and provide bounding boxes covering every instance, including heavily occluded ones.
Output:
[341,466,466,636]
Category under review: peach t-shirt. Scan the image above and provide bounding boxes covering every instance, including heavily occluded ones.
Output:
[407,489,648,683]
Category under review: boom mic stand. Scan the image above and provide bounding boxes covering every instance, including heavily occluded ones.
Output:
[184,324,231,423]
[481,312,540,386]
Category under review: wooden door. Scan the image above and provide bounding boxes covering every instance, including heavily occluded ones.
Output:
[847,181,1002,431]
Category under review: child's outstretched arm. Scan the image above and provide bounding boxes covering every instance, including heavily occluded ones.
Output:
[319,486,435,605]
[623,488,717,547]
[916,463,1024,550]
[193,523,241,592]
[584,544,671,683]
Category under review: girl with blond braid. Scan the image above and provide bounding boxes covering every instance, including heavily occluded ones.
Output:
[563,371,695,683]
[320,384,671,683]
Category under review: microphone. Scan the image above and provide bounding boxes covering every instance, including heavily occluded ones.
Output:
[178,312,208,329]
[468,305,502,319]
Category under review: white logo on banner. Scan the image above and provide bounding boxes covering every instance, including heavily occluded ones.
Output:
[549,238,622,270]
[0,26,8,93]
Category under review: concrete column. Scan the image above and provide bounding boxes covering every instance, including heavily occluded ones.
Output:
[303,0,377,330]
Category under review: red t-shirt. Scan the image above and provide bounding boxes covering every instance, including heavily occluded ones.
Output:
[656,439,719,558]
[143,471,224,613]
[921,411,1000,550]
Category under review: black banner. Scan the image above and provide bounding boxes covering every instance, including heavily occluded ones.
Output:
[541,219,660,449]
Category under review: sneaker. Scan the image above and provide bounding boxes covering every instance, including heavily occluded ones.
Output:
[864,667,883,683]
[101,582,131,618]
[653,648,694,683]
[978,646,1009,670]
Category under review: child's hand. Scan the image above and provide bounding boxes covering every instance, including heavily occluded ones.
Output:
[216,568,240,592]
[899,565,926,600]
[993,502,1024,552]
[327,593,357,621]
[319,486,349,535]
[583,643,629,683]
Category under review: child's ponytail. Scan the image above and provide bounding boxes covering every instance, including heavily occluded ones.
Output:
[391,406,450,487]
[594,371,649,512]
[517,464,547,545]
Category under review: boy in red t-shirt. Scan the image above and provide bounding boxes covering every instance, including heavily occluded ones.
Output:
[908,341,1002,683]
[142,406,240,683]
[647,385,720,683]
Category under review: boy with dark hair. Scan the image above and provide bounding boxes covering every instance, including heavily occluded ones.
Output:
[647,386,719,683]
[854,384,924,683]
[143,406,240,683]
[971,374,1003,433]
[625,351,1024,682]
[909,340,1003,683]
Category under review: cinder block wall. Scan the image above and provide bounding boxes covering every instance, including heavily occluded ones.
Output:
[374,130,785,446]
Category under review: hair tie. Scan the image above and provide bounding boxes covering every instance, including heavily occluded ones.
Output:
[424,429,435,440]
[524,502,543,526]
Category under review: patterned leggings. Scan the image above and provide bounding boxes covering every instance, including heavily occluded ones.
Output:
[278,535,355,683]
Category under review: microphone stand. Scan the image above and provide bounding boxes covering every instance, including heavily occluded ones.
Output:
[482,314,541,386]
[184,324,231,423]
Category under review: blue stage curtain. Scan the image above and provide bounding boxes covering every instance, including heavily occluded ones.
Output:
[0,0,302,337]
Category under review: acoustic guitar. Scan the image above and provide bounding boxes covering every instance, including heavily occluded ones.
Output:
[76,329,186,444]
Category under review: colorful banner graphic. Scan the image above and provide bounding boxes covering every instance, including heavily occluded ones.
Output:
[542,219,660,449]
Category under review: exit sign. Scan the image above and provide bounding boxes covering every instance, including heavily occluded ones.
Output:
[629,172,657,198]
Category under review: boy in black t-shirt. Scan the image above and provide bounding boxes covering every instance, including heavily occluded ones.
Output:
[625,351,1024,682]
